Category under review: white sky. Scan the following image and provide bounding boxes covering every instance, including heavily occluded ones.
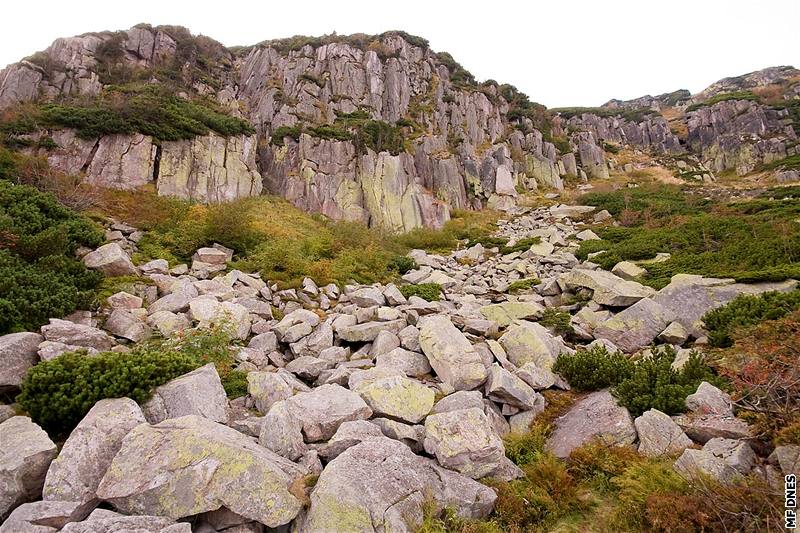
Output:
[1,0,797,108]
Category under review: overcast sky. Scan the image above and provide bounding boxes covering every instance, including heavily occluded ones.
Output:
[2,0,797,108]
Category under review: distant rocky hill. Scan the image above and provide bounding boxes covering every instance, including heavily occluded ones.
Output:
[0,25,798,229]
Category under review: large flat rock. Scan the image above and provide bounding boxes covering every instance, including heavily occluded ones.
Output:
[96,415,305,527]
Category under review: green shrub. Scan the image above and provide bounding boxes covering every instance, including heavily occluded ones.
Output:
[553,346,634,391]
[0,182,104,333]
[4,84,255,142]
[399,283,441,302]
[17,324,238,435]
[18,348,197,435]
[576,187,800,289]
[538,308,574,336]
[702,289,800,347]
[613,347,726,417]
[507,277,541,293]
[388,255,417,274]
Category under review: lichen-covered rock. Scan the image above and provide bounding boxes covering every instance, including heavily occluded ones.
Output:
[685,381,733,415]
[157,133,263,203]
[301,437,496,533]
[418,315,487,390]
[498,320,567,369]
[546,390,636,458]
[353,375,434,424]
[423,407,512,480]
[0,332,42,392]
[96,415,305,527]
[142,364,228,424]
[43,398,145,510]
[479,301,544,328]
[0,416,57,519]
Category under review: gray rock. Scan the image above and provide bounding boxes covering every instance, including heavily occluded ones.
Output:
[653,275,797,337]
[560,269,654,307]
[318,420,384,461]
[142,364,228,424]
[301,437,495,532]
[43,398,145,510]
[60,509,190,532]
[285,384,372,442]
[673,413,752,443]
[768,445,800,476]
[485,365,542,410]
[106,291,143,309]
[351,287,386,307]
[418,315,487,390]
[285,356,333,379]
[0,332,42,392]
[375,347,432,377]
[338,319,407,343]
[594,298,677,353]
[247,370,310,414]
[611,261,646,281]
[703,437,755,474]
[104,309,151,342]
[423,407,512,480]
[634,409,692,457]
[0,416,57,519]
[498,320,567,369]
[430,391,485,415]
[82,243,137,277]
[515,362,558,390]
[674,448,738,484]
[146,311,191,337]
[40,319,115,351]
[0,500,87,533]
[546,390,636,458]
[398,325,421,352]
[658,321,689,345]
[685,381,732,415]
[258,400,306,461]
[96,415,304,527]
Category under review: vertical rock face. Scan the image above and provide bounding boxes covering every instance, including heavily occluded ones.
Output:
[686,99,797,175]
[1,25,797,227]
[156,133,263,203]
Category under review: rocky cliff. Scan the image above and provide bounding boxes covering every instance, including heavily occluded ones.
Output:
[1,25,798,229]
